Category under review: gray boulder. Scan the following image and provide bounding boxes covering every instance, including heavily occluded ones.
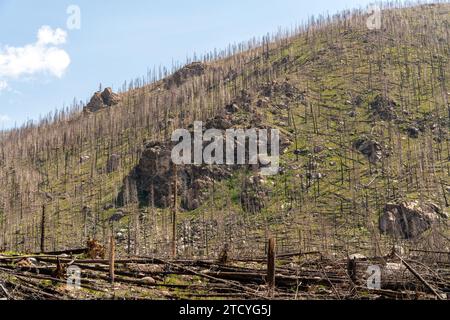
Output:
[379,201,447,239]
[353,136,382,164]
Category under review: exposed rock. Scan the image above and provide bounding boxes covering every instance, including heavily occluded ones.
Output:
[349,253,367,260]
[109,210,126,223]
[107,154,121,173]
[406,126,420,139]
[257,98,270,108]
[165,62,207,88]
[101,88,121,106]
[379,201,447,239]
[235,90,252,106]
[141,277,156,285]
[369,95,398,121]
[205,115,233,130]
[273,56,290,69]
[103,203,115,210]
[294,149,309,157]
[313,145,325,154]
[225,103,240,114]
[240,175,269,213]
[85,92,105,113]
[115,229,127,242]
[306,172,324,180]
[350,95,363,107]
[353,136,382,163]
[80,155,90,163]
[348,110,357,118]
[117,101,284,212]
[118,141,233,210]
[179,218,218,254]
[84,88,121,113]
[182,175,224,211]
[260,80,300,99]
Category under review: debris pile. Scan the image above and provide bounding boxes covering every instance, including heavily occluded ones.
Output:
[0,247,448,300]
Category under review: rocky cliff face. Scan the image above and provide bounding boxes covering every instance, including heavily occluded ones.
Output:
[84,88,121,113]
[117,91,290,212]
[118,140,234,210]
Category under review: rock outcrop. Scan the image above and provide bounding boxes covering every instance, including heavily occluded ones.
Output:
[117,91,291,212]
[260,80,301,99]
[84,88,121,113]
[165,62,208,88]
[118,141,233,210]
[369,95,398,121]
[101,88,121,106]
[353,136,383,163]
[379,201,447,239]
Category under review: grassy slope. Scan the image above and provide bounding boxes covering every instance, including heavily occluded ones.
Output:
[1,3,449,257]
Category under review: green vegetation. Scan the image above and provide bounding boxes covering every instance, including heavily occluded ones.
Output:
[0,3,448,260]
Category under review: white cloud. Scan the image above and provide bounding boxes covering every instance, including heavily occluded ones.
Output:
[0,114,11,123]
[37,26,67,46]
[0,80,8,92]
[0,26,70,79]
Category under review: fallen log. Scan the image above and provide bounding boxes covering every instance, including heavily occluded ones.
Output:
[232,251,322,262]
[202,271,347,288]
[0,282,12,300]
[0,265,105,293]
[395,254,445,300]
[33,248,89,256]
[148,257,270,300]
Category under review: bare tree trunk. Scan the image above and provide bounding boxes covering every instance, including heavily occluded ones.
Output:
[267,237,276,297]
[172,163,178,258]
[109,235,115,284]
[40,205,46,253]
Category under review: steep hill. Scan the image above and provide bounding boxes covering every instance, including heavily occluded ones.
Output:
[0,2,448,262]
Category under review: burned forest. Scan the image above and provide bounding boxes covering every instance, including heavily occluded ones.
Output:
[0,2,449,301]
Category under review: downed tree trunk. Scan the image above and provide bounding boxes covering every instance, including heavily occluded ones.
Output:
[395,254,444,300]
[350,259,419,291]
[33,248,89,256]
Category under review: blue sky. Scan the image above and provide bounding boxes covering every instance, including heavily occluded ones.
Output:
[0,0,380,129]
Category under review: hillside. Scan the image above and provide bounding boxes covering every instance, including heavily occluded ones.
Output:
[0,1,448,272]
